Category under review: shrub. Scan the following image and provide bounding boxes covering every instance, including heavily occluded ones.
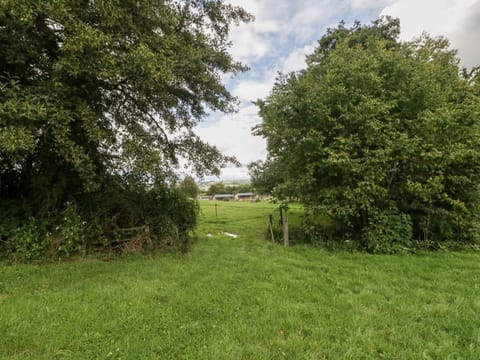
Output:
[0,180,199,261]
[4,218,46,261]
[362,208,413,253]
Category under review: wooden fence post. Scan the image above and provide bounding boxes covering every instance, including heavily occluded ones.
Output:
[283,216,289,247]
[215,203,218,218]
[268,214,275,243]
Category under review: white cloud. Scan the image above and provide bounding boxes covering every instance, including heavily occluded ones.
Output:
[195,106,266,167]
[229,26,272,63]
[351,0,395,9]
[227,0,346,64]
[227,0,263,15]
[227,0,283,63]
[448,1,480,68]
[281,43,316,73]
[232,70,276,102]
[381,0,480,67]
[219,166,251,180]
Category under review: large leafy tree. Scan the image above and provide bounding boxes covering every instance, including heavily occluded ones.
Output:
[0,0,250,210]
[0,0,251,258]
[256,18,480,250]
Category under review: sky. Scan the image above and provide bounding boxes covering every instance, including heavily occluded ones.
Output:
[194,0,480,181]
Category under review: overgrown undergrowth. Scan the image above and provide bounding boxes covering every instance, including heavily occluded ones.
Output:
[0,181,198,261]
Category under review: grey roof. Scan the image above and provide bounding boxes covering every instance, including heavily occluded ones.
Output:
[213,194,234,198]
[236,192,255,197]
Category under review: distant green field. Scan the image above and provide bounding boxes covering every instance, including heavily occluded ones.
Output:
[1,200,479,359]
[198,200,304,240]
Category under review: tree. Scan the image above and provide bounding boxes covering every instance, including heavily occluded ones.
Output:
[256,18,480,251]
[179,176,199,198]
[206,182,227,196]
[248,159,281,195]
[0,0,251,258]
[1,0,251,202]
[235,182,253,194]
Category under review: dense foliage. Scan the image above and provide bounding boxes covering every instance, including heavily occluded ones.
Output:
[256,18,480,252]
[0,0,251,259]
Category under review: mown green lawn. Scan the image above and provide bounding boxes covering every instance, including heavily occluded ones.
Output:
[1,200,479,359]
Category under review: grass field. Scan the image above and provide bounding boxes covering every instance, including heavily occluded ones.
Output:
[1,200,480,359]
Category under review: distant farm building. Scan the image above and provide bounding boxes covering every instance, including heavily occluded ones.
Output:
[200,195,212,200]
[213,194,234,201]
[235,192,255,202]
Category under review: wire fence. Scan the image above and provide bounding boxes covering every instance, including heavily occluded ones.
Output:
[199,201,291,246]
[201,216,269,224]
[200,203,278,211]
[199,202,289,226]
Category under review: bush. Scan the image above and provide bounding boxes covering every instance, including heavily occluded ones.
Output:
[1,203,85,261]
[4,218,46,261]
[362,208,413,253]
[0,180,199,261]
[78,181,199,254]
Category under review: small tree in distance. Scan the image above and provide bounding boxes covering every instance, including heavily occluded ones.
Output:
[179,176,200,199]
[236,183,254,194]
[206,182,227,196]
